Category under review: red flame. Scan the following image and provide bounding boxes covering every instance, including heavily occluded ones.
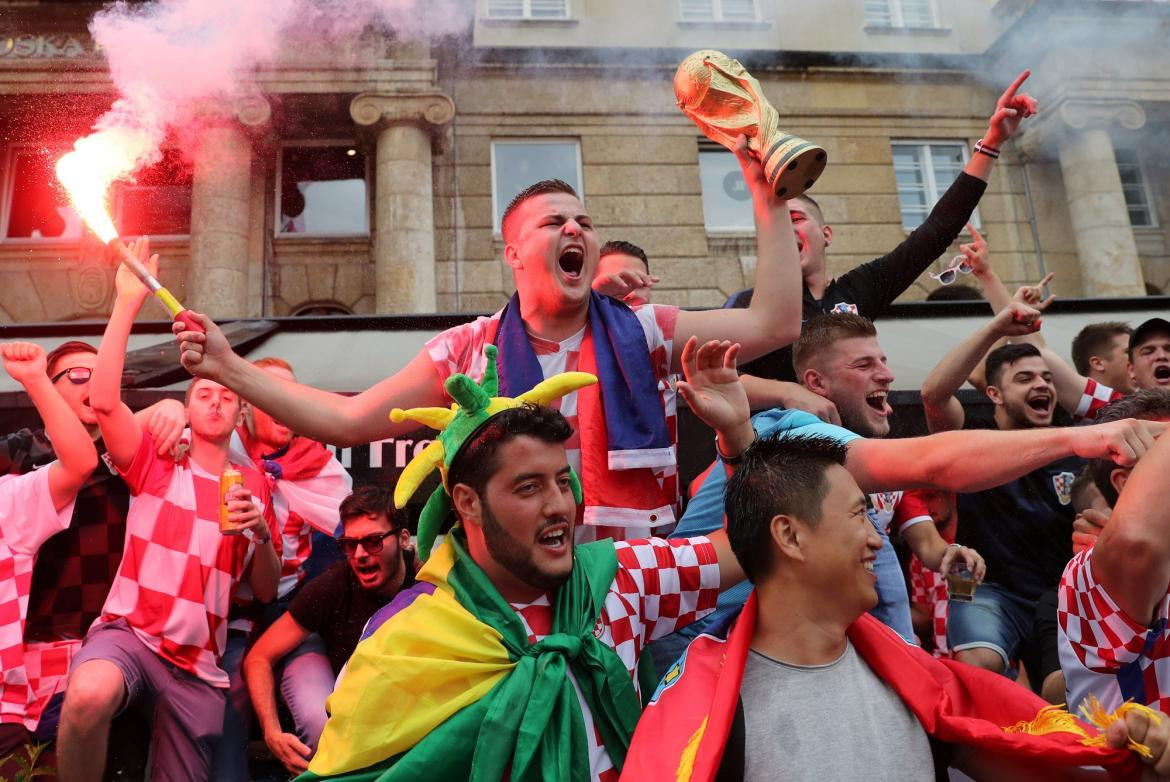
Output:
[55,127,153,243]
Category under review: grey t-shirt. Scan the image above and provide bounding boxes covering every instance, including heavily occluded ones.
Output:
[740,641,935,782]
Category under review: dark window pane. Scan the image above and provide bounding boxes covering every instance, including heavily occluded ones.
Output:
[115,150,192,236]
[279,146,368,236]
[6,149,83,239]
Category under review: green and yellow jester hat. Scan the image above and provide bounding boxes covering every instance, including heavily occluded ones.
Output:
[390,345,597,560]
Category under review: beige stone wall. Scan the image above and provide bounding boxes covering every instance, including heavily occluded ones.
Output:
[269,239,375,315]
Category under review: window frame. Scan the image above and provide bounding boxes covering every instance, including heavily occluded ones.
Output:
[679,0,759,22]
[889,139,979,233]
[1114,147,1158,229]
[864,0,939,28]
[274,140,371,240]
[485,0,571,20]
[489,138,584,237]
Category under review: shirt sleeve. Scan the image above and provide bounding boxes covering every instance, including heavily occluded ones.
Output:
[118,430,168,497]
[1058,548,1170,674]
[634,304,680,382]
[837,172,987,317]
[0,468,75,555]
[1073,378,1124,423]
[614,536,721,645]
[0,428,54,475]
[287,569,332,633]
[893,490,934,537]
[424,315,496,391]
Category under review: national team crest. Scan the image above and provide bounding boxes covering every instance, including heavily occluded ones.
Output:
[832,302,860,315]
[1053,471,1076,506]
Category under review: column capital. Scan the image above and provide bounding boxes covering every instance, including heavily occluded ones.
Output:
[186,94,273,130]
[349,91,455,151]
[1017,97,1145,161]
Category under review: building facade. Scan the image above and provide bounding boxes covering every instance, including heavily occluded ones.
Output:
[0,0,1167,323]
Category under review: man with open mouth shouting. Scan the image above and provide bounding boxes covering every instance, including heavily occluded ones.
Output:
[920,296,1087,692]
[174,137,802,545]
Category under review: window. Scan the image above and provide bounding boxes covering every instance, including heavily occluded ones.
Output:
[2,146,84,240]
[865,0,937,27]
[490,140,582,234]
[112,148,192,237]
[680,0,757,22]
[1115,148,1156,227]
[486,0,569,19]
[277,145,368,237]
[891,141,975,231]
[698,145,754,233]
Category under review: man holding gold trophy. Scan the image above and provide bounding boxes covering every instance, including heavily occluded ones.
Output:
[172,51,821,542]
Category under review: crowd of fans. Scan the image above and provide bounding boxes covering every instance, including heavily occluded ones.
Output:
[2,69,1170,781]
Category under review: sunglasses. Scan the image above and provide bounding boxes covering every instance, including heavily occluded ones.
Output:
[51,367,94,385]
[338,530,397,558]
[929,255,974,286]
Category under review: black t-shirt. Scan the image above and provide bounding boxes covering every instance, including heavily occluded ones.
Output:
[954,413,1081,601]
[288,560,412,673]
[1,428,129,640]
[727,172,988,382]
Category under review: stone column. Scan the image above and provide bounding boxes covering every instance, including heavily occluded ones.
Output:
[1054,100,1147,297]
[350,92,454,314]
[186,96,271,316]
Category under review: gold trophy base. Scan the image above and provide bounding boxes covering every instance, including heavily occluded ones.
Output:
[762,135,828,199]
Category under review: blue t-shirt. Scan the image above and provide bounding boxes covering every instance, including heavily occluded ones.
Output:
[670,408,861,616]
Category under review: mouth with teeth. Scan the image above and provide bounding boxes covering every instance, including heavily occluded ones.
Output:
[864,390,891,416]
[558,247,585,281]
[353,560,384,586]
[1026,393,1053,413]
[862,558,875,577]
[536,521,570,554]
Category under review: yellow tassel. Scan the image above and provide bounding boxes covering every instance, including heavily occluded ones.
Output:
[1004,704,1090,738]
[675,716,708,782]
[1077,694,1163,760]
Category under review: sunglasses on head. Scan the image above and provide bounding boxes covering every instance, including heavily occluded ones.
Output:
[51,367,94,385]
[337,530,397,557]
[929,255,975,286]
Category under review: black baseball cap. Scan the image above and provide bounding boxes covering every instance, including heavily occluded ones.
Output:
[1129,317,1170,357]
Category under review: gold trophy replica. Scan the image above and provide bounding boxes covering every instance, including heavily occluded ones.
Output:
[675,50,827,199]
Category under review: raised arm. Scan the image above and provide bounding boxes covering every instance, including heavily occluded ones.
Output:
[673,136,801,369]
[963,70,1037,183]
[846,417,1167,495]
[175,315,447,447]
[1,343,97,511]
[90,242,152,471]
[674,336,754,587]
[1091,430,1170,624]
[920,300,1044,433]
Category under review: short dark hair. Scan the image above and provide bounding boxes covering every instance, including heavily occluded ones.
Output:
[500,179,579,243]
[925,284,984,302]
[791,194,825,225]
[339,484,398,528]
[1069,466,1100,514]
[792,313,877,377]
[45,340,97,378]
[447,404,573,499]
[1071,322,1132,375]
[725,433,850,583]
[1089,389,1170,506]
[984,343,1043,388]
[600,240,649,273]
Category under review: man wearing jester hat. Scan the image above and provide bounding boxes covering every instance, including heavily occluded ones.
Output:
[299,337,756,781]
[175,145,802,540]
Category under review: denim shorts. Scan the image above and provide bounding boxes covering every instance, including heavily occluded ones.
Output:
[946,581,1035,668]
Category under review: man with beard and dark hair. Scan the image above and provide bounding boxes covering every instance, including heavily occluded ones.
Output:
[1059,389,1170,717]
[920,302,1090,681]
[299,337,757,782]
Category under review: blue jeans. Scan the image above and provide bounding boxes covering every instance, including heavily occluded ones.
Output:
[210,630,252,782]
[869,517,916,644]
[278,635,335,751]
[947,581,1035,669]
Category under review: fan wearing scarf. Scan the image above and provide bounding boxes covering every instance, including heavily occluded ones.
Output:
[173,135,802,542]
[301,337,754,782]
[622,433,1170,782]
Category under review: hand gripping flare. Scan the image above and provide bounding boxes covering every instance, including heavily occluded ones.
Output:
[390,345,597,560]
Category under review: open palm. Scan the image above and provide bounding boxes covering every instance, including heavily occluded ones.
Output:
[677,337,750,435]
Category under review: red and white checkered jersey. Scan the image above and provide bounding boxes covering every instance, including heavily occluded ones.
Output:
[909,556,950,657]
[1058,548,1170,714]
[96,433,273,687]
[23,638,78,729]
[509,536,720,782]
[426,304,680,540]
[0,468,76,728]
[1073,378,1124,423]
[867,490,932,537]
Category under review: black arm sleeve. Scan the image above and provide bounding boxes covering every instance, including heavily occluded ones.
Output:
[836,172,987,318]
[0,428,54,475]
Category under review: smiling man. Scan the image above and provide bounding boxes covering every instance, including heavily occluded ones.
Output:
[174,139,802,542]
[921,303,1087,680]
